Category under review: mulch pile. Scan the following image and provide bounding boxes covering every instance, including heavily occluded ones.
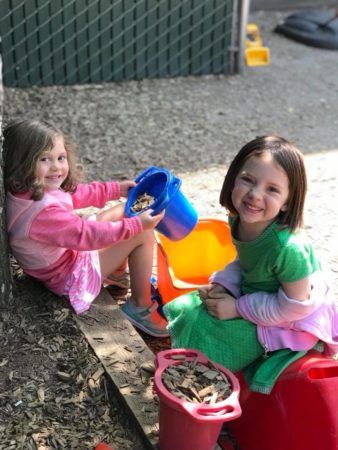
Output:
[0,272,148,450]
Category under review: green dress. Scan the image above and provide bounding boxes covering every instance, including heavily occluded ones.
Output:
[163,218,315,393]
[164,291,263,373]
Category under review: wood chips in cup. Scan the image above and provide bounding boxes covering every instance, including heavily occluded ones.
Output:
[131,193,155,213]
[161,354,232,404]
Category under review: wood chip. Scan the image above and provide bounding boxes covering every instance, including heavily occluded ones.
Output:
[203,369,219,380]
[130,193,155,213]
[161,358,232,404]
[198,385,214,398]
[140,361,155,374]
[37,387,45,402]
[91,367,105,382]
[170,354,186,360]
[57,371,72,382]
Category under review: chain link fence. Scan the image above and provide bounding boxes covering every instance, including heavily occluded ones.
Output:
[0,0,246,87]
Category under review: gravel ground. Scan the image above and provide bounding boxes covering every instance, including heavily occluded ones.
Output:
[2,9,338,450]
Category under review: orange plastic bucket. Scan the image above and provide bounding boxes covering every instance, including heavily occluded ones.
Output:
[156,218,236,303]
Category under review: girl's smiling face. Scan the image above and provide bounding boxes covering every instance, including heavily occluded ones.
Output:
[35,135,69,191]
[231,152,289,239]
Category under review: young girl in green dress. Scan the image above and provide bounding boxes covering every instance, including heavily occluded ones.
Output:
[163,135,337,392]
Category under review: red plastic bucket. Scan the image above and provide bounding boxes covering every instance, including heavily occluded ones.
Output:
[226,350,338,450]
[154,349,242,450]
[94,444,114,450]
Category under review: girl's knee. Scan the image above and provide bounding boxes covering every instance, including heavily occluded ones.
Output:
[96,203,125,222]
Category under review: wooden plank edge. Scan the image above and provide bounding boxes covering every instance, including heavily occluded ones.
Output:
[75,288,159,449]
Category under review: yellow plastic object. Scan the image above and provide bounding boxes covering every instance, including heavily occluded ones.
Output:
[246,23,263,47]
[156,217,237,304]
[245,47,270,66]
[245,23,270,66]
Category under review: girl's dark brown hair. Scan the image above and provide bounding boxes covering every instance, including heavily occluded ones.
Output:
[3,119,82,200]
[219,135,307,232]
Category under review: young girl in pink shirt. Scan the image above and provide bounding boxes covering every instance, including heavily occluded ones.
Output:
[3,119,168,337]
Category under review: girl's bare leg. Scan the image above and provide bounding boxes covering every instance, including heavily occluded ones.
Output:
[96,203,125,222]
[98,231,154,307]
[96,203,168,336]
[96,203,128,277]
[126,231,154,306]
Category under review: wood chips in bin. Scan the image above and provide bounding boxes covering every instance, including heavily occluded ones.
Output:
[162,354,232,404]
[131,193,155,213]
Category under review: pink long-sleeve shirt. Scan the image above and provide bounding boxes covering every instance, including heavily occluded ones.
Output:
[211,260,338,357]
[6,182,142,295]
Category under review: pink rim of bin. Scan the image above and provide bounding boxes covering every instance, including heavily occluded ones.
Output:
[154,348,242,422]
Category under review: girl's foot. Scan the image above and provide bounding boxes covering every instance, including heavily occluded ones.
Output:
[120,298,169,338]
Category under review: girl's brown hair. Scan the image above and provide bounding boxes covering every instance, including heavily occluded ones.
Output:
[3,119,82,200]
[219,135,307,232]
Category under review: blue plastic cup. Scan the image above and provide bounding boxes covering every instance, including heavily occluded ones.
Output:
[125,166,198,241]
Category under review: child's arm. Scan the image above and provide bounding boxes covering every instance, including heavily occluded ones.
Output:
[236,274,326,327]
[199,281,240,320]
[197,259,242,320]
[199,283,228,302]
[201,277,320,323]
[30,203,143,250]
[202,293,240,320]
[138,209,165,230]
[282,277,311,301]
[72,181,135,209]
[273,238,317,302]
[209,259,242,298]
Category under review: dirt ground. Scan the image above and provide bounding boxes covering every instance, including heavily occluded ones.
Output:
[1,9,338,450]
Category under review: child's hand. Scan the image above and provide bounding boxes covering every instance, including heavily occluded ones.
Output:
[208,283,228,298]
[120,180,136,198]
[204,293,240,320]
[199,283,227,302]
[139,209,165,230]
[198,286,211,302]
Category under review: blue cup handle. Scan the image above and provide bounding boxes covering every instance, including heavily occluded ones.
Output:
[150,176,182,214]
[168,176,182,197]
[134,166,159,183]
